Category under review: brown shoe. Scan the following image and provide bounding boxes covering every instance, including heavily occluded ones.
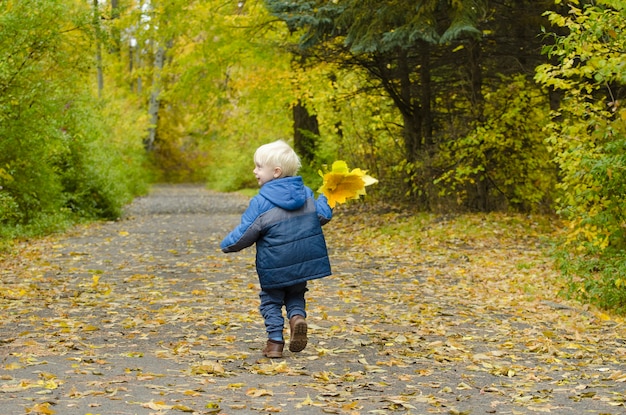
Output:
[289,315,308,352]
[263,339,284,358]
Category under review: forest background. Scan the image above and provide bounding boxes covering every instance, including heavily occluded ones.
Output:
[0,0,625,313]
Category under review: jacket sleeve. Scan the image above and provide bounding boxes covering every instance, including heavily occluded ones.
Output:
[220,198,263,253]
[315,193,333,226]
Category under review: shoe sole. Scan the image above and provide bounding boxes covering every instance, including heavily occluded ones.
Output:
[289,320,308,352]
[263,352,283,358]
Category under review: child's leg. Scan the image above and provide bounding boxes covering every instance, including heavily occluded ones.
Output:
[284,282,308,352]
[284,282,308,319]
[259,288,286,341]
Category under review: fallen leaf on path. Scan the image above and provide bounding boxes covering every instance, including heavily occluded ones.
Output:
[246,387,273,397]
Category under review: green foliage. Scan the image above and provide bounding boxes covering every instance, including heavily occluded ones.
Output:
[265,0,486,52]
[80,0,560,215]
[435,75,556,212]
[0,0,150,242]
[557,250,626,315]
[302,64,407,200]
[114,0,295,187]
[55,94,151,219]
[536,0,626,311]
[263,0,556,210]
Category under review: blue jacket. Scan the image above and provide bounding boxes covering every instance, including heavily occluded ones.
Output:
[220,176,332,290]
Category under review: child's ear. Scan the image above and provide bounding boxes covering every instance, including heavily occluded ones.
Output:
[273,167,283,178]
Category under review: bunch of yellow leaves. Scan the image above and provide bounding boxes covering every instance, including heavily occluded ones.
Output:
[318,160,378,208]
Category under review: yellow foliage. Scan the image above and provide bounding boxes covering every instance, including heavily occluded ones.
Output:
[318,161,378,208]
[0,167,13,183]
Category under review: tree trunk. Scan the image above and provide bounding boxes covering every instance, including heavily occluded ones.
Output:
[466,38,484,121]
[397,49,421,163]
[291,54,319,164]
[292,100,319,164]
[419,41,433,148]
[145,45,166,152]
[397,45,434,163]
[110,0,121,54]
[93,0,104,98]
[328,73,343,140]
[467,37,489,211]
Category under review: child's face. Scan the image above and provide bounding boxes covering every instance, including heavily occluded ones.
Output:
[253,162,280,186]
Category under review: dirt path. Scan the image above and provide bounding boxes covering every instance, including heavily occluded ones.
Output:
[1,184,625,415]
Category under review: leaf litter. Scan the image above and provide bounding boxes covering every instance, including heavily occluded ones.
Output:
[0,184,625,414]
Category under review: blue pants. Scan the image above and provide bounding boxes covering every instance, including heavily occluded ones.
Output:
[259,282,308,341]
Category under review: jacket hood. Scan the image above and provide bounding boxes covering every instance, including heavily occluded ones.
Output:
[259,176,306,211]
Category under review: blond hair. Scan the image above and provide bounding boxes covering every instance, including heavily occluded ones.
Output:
[254,140,301,177]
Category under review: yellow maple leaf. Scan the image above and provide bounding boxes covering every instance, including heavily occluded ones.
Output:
[318,160,378,208]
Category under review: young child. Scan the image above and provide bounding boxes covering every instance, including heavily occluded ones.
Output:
[220,140,332,358]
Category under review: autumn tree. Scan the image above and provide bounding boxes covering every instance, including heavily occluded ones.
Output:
[265,0,486,163]
[102,0,297,185]
[264,0,557,211]
[536,0,626,312]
